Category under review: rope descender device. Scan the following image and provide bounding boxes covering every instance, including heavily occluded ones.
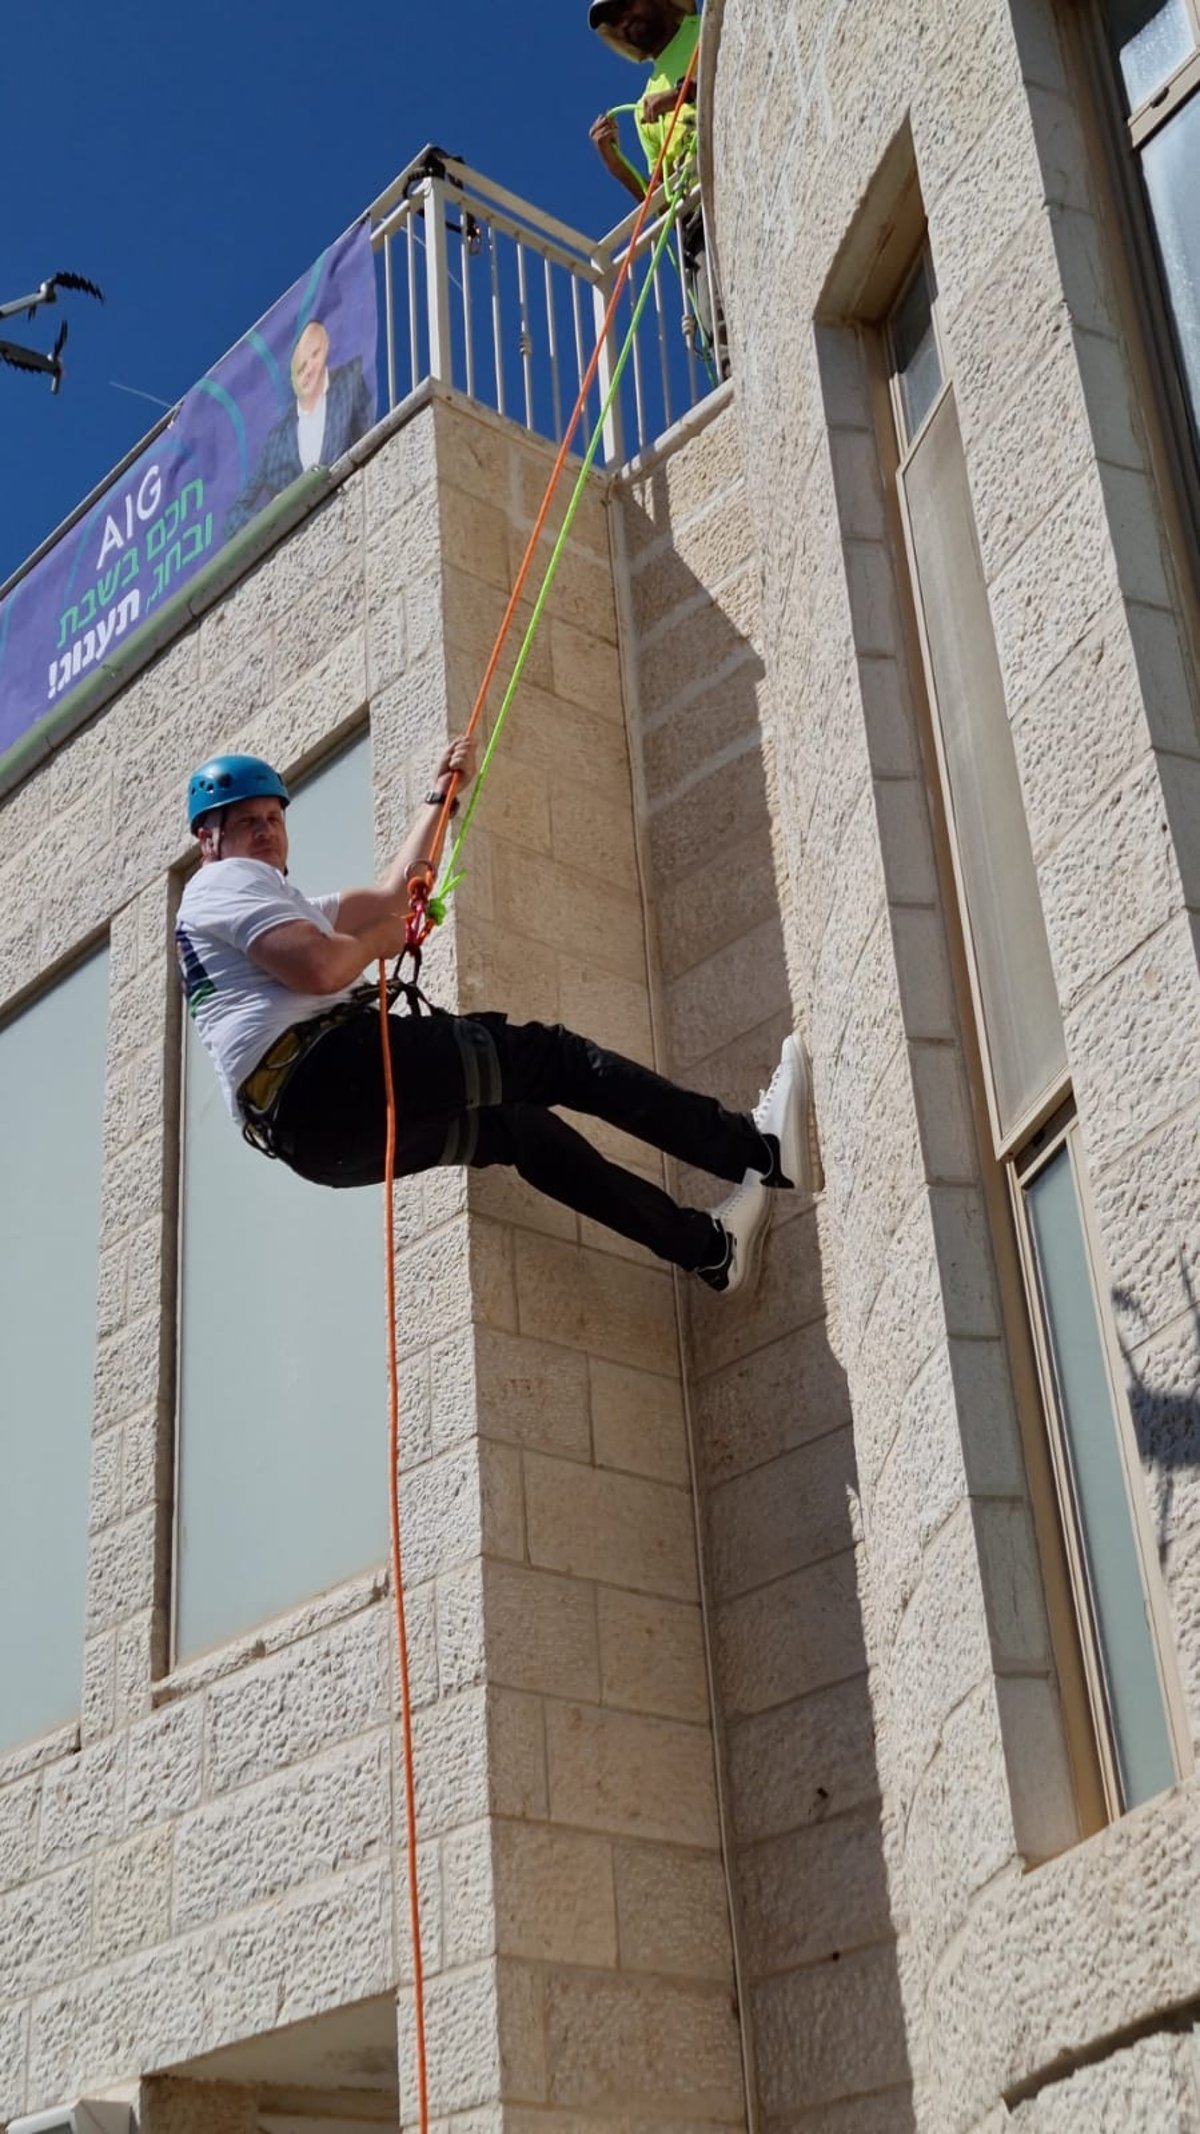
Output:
[404,858,435,940]
[399,858,438,992]
[400,771,462,973]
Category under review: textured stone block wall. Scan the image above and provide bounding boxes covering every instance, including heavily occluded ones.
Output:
[615,405,914,2129]
[430,402,745,2134]
[704,0,1200,2125]
[0,391,749,2134]
[0,406,448,2120]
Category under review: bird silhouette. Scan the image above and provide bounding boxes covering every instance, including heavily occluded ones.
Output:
[0,272,104,394]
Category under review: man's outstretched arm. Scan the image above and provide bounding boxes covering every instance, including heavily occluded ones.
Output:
[337,734,476,930]
[590,111,647,201]
[247,909,408,996]
[248,735,478,994]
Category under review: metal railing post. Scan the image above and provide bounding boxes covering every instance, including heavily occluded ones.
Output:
[592,267,625,467]
[1,154,737,623]
[382,233,398,412]
[423,177,453,386]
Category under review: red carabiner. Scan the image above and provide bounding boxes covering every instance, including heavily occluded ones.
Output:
[404,859,435,957]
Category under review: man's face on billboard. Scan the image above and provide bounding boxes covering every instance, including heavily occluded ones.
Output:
[291,323,330,411]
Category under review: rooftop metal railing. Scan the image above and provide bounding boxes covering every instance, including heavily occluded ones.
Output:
[0,155,725,609]
[369,146,725,466]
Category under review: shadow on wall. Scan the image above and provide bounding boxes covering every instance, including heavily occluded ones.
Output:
[619,460,916,2127]
[1118,1262,1200,1556]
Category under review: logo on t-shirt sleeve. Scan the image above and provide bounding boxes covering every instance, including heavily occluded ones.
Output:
[175,925,216,1016]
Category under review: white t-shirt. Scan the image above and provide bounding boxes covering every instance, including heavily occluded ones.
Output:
[296,386,328,472]
[176,859,350,1119]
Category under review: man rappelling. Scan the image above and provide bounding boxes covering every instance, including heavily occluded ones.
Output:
[175,744,810,1295]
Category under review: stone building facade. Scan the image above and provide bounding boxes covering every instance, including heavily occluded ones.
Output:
[2,1,1200,2131]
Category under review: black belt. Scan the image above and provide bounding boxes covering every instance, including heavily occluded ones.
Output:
[237,973,436,1158]
[237,998,364,1157]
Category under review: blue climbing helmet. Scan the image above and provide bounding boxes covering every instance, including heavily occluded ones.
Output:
[187,754,290,832]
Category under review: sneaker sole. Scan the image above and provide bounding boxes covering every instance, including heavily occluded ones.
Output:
[769,1036,813,1194]
[725,1189,773,1296]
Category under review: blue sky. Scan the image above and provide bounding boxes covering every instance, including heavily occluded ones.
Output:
[1,2,646,586]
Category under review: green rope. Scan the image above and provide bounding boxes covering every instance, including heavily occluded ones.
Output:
[428,190,686,925]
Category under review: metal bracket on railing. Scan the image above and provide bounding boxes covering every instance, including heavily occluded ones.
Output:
[402,148,481,251]
[402,146,461,196]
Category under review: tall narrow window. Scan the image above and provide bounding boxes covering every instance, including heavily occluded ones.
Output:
[888,255,1183,1813]
[1099,0,1200,447]
[0,946,109,1750]
[1017,1114,1177,1807]
[175,735,388,1664]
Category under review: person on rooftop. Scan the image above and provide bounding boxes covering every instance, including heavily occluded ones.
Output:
[587,0,725,372]
[588,0,701,204]
[175,743,811,1294]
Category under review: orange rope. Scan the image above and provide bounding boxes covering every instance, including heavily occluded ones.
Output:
[379,961,429,2134]
[414,42,701,896]
[377,57,700,2134]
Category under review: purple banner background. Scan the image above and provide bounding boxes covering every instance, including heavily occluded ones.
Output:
[0,219,376,759]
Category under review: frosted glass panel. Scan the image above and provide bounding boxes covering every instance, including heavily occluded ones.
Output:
[1025,1144,1175,1807]
[892,256,944,446]
[1143,89,1200,438]
[176,736,389,1662]
[0,947,108,1750]
[1103,0,1194,109]
[903,392,1067,1136]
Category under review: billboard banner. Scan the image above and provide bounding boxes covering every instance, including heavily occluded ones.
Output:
[0,218,377,761]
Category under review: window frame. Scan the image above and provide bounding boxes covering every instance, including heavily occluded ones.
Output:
[886,279,1071,1162]
[871,291,1106,1840]
[1128,44,1200,144]
[1081,0,1200,556]
[169,722,387,1671]
[1116,0,1200,147]
[0,936,111,1753]
[1010,1104,1192,1811]
[878,245,1190,1823]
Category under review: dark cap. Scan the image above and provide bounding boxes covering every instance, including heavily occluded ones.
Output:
[588,0,696,37]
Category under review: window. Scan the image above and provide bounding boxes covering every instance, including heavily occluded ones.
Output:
[887,256,1184,1814]
[1016,1112,1177,1806]
[1099,0,1200,446]
[0,946,109,1750]
[175,734,388,1664]
[894,257,1067,1147]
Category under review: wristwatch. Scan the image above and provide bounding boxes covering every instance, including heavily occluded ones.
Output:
[425,786,460,815]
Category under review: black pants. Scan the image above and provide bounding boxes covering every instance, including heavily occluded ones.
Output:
[267,1007,763,1272]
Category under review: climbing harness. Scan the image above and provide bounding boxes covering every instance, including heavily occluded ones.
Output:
[378,55,699,2134]
[237,974,416,1156]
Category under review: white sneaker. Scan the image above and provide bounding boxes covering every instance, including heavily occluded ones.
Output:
[697,1176,772,1295]
[752,1035,814,1192]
